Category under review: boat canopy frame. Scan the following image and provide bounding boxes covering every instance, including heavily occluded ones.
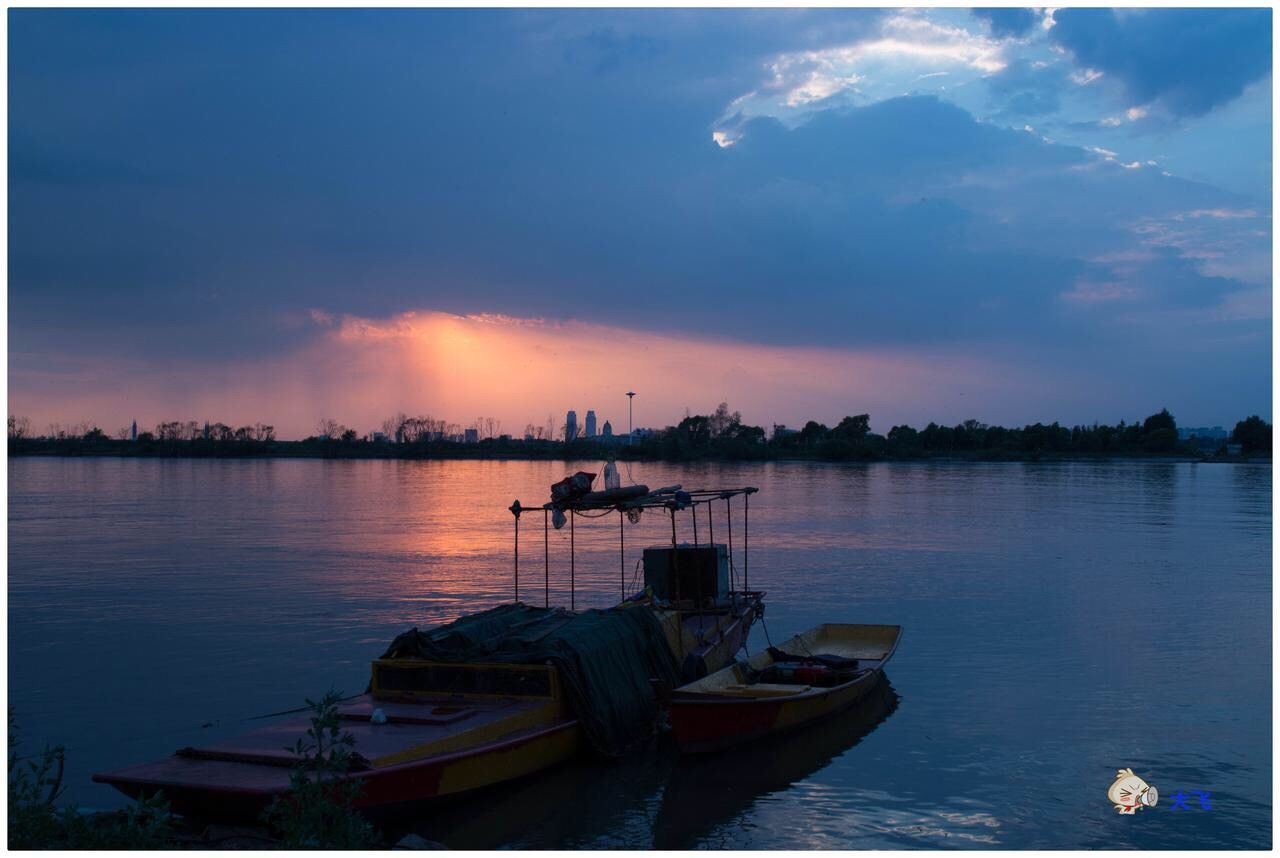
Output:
[507,486,759,610]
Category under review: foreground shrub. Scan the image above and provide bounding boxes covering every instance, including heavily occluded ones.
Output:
[261,690,380,849]
[9,709,172,849]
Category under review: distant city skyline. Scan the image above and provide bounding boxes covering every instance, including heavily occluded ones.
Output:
[27,399,1261,445]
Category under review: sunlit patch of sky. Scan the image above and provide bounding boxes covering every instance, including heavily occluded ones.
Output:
[714,8,1270,198]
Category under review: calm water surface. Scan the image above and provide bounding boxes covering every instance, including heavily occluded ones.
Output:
[8,458,1272,848]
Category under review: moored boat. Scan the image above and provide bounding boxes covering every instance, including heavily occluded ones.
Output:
[95,603,672,820]
[668,623,902,753]
[95,657,586,820]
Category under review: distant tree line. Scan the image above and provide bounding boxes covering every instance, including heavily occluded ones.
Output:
[8,407,1273,462]
[635,404,1270,461]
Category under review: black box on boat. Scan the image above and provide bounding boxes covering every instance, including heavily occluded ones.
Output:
[643,544,730,606]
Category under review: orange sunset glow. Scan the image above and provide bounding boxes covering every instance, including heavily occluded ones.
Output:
[9,310,1049,439]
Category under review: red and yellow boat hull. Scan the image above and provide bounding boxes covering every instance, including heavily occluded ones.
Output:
[669,623,902,753]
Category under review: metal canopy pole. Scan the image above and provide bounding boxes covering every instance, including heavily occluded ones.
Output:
[725,497,735,593]
[744,493,750,592]
[570,510,576,612]
[669,506,680,604]
[692,502,698,546]
[543,508,550,608]
[669,505,684,660]
[509,501,520,603]
[619,509,626,603]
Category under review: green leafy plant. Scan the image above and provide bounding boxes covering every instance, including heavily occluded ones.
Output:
[8,708,66,849]
[9,709,173,849]
[261,690,380,849]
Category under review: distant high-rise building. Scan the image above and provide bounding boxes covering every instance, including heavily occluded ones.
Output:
[203,421,210,441]
[585,410,597,438]
[602,420,613,438]
[464,428,480,444]
[130,420,137,442]
[566,410,578,442]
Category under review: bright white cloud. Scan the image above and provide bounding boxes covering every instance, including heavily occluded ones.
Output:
[718,10,1007,131]
[711,130,738,148]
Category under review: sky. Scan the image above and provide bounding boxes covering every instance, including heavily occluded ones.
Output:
[8,7,1273,439]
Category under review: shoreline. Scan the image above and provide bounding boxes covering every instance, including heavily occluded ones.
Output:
[8,441,1266,466]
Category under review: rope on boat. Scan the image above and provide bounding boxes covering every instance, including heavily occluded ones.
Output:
[245,693,364,721]
[757,603,775,650]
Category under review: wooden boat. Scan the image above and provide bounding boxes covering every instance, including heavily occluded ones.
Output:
[668,623,902,753]
[95,658,585,821]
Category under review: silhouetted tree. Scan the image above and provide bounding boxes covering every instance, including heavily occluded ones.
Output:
[798,421,829,446]
[8,415,31,440]
[317,418,343,439]
[674,414,712,450]
[708,402,742,438]
[886,424,919,454]
[919,422,953,452]
[1140,408,1178,453]
[830,414,871,441]
[1232,415,1272,455]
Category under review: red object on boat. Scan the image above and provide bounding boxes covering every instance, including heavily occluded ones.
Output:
[792,666,829,685]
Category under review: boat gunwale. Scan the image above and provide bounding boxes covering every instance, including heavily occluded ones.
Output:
[92,716,583,797]
[671,623,903,704]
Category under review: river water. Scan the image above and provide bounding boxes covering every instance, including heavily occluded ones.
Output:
[7,457,1271,848]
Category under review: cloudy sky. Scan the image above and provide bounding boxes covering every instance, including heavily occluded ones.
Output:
[9,7,1272,438]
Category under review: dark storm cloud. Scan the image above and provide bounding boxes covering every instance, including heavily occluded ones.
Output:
[1049,8,1272,117]
[9,9,894,358]
[971,8,1040,39]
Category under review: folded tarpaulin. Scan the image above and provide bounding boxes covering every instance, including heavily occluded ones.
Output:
[380,603,681,757]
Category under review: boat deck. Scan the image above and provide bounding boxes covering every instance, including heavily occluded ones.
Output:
[94,693,565,794]
[675,623,901,697]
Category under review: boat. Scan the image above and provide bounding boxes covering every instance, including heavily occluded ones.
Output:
[95,481,767,819]
[95,653,588,820]
[667,623,902,753]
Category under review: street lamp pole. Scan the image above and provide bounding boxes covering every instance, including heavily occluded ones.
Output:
[626,391,636,445]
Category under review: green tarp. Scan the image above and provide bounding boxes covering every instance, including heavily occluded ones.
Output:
[380,603,681,757]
